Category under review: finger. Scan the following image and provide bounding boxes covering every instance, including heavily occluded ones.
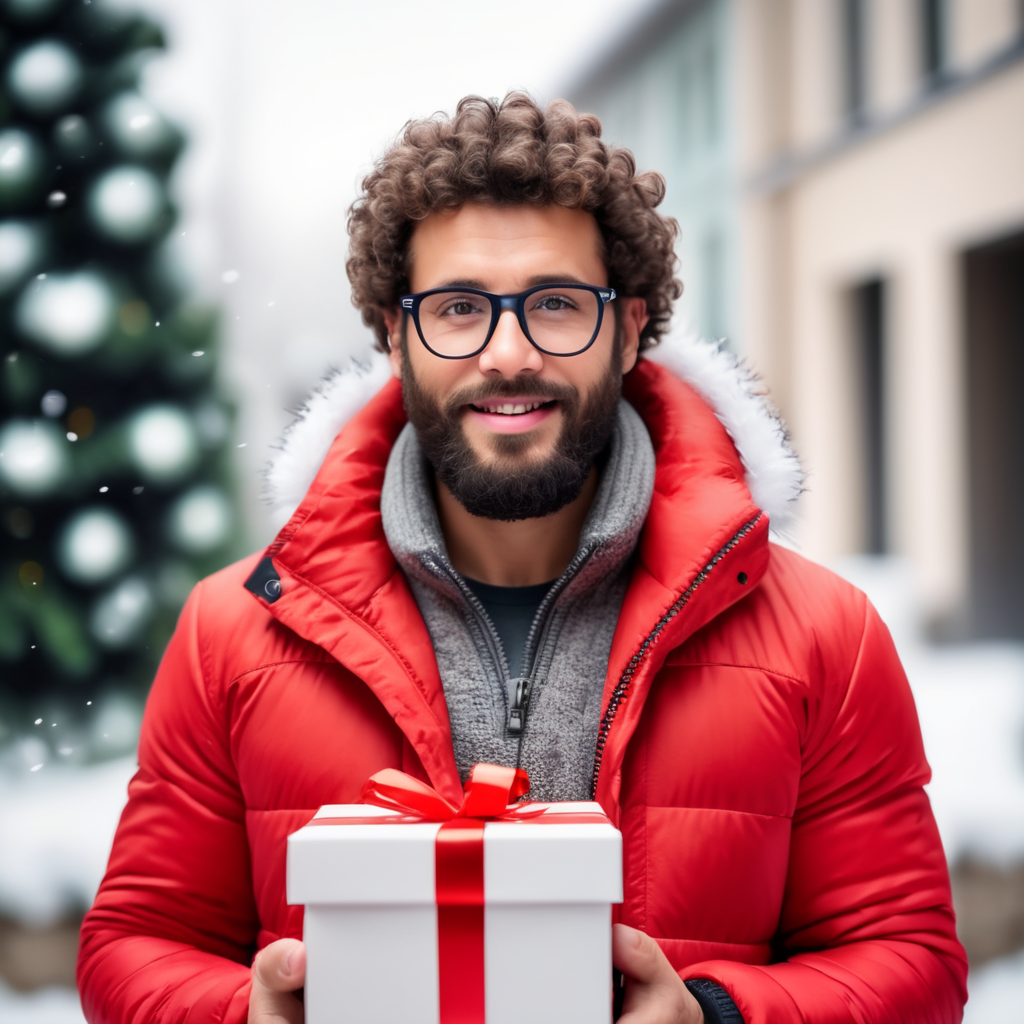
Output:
[613,926,703,1024]
[249,987,305,1024]
[253,938,306,994]
[612,924,676,987]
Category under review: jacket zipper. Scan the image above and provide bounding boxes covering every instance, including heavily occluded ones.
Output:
[507,546,595,738]
[424,555,514,710]
[589,514,762,799]
[425,548,596,738]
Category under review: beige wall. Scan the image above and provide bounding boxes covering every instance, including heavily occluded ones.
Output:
[869,0,919,114]
[734,0,793,171]
[789,0,845,149]
[951,0,1023,68]
[735,0,1024,620]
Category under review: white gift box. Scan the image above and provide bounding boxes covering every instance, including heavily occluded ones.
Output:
[287,801,623,1024]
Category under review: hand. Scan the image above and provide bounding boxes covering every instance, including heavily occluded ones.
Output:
[613,924,703,1024]
[249,938,306,1024]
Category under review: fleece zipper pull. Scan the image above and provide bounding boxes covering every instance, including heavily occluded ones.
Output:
[506,677,532,735]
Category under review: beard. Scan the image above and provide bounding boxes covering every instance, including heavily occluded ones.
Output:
[401,338,623,522]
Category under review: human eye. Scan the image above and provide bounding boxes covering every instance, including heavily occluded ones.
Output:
[436,294,485,319]
[531,291,579,312]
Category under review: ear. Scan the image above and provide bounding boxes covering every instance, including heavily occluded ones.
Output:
[382,308,403,380]
[619,297,648,375]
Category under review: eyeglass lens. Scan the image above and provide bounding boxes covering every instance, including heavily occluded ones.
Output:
[417,286,601,356]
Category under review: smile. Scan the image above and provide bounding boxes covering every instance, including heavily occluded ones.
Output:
[464,397,559,434]
[469,399,556,415]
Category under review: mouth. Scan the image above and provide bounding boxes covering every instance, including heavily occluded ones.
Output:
[468,398,556,416]
[463,396,559,434]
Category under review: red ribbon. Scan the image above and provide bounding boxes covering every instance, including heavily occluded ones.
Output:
[363,764,532,1024]
[308,765,609,1024]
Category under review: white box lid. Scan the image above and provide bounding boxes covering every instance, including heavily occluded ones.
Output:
[287,801,622,906]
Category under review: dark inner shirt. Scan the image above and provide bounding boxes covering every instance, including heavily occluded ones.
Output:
[463,577,556,678]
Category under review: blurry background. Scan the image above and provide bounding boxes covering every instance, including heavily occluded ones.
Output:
[1,0,1023,1020]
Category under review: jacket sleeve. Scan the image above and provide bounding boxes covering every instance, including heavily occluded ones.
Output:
[77,581,257,1023]
[681,598,968,1024]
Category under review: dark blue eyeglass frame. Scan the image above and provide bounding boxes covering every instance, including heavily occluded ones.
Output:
[398,283,616,359]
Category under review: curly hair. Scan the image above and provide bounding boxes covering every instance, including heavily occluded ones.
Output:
[346,92,681,353]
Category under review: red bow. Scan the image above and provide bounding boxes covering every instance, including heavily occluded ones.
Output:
[360,762,536,821]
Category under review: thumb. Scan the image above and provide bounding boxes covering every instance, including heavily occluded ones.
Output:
[253,938,306,993]
[612,924,671,986]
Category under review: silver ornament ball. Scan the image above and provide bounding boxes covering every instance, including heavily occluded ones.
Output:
[102,93,172,158]
[0,220,44,294]
[128,405,200,484]
[0,418,66,497]
[87,165,165,244]
[57,507,135,586]
[0,129,45,205]
[6,40,83,117]
[90,576,154,648]
[15,270,115,355]
[167,485,232,555]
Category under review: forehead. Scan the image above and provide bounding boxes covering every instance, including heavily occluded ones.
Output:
[407,204,606,290]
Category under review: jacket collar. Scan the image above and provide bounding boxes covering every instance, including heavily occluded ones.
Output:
[254,334,803,810]
[595,358,773,812]
[260,378,466,801]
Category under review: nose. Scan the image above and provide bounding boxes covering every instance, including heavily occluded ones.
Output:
[477,309,544,377]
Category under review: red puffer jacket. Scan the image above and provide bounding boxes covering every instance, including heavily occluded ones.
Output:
[78,358,967,1023]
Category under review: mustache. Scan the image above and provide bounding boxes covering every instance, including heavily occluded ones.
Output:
[444,376,578,416]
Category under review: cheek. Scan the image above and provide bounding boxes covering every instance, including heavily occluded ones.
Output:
[406,344,471,402]
[569,333,618,396]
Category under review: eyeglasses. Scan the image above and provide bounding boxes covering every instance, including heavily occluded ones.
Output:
[399,283,616,359]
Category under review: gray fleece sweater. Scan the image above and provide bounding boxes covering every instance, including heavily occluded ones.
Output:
[380,400,656,801]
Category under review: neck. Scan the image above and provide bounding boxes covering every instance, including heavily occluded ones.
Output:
[435,468,600,586]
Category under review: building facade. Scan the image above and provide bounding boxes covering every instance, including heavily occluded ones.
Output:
[570,0,1024,638]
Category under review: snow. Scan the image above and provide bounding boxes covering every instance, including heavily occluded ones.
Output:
[0,756,135,927]
[2,555,1024,1019]
[830,556,1024,1021]
[0,757,132,1022]
[964,947,1024,1022]
[0,979,84,1024]
[830,556,1024,867]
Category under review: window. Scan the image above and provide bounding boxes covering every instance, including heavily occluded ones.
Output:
[920,0,948,85]
[702,230,726,342]
[700,37,719,147]
[842,0,867,124]
[964,230,1024,638]
[851,278,887,554]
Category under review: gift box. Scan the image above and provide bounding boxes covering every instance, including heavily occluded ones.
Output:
[287,765,623,1024]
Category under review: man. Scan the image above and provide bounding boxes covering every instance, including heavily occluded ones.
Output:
[78,94,967,1024]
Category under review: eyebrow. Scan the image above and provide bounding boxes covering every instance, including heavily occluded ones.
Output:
[431,274,593,291]
[526,274,590,287]
[434,278,488,290]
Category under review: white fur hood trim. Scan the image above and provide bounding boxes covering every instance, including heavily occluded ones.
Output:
[646,327,804,537]
[264,354,393,531]
[264,331,804,535]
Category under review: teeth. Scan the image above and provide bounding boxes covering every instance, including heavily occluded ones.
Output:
[479,401,544,415]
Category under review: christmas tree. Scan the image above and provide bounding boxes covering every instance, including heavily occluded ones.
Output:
[0,0,241,764]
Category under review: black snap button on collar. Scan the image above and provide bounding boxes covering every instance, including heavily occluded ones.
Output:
[243,555,283,603]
